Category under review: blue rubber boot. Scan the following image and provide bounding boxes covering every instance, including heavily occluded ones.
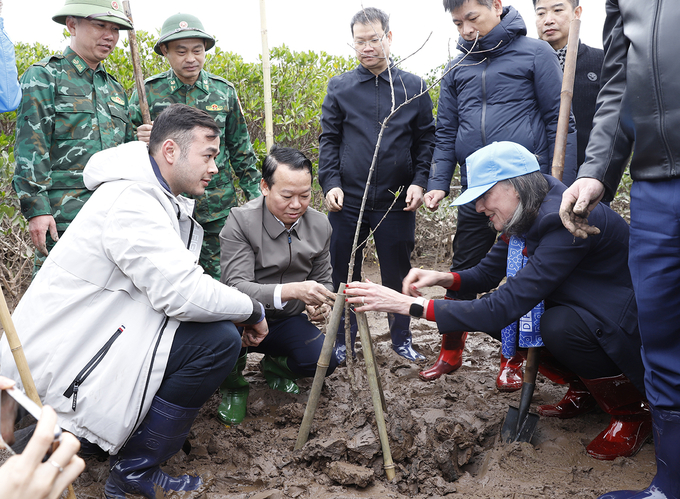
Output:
[389,312,425,362]
[598,407,680,499]
[334,311,358,364]
[104,396,202,499]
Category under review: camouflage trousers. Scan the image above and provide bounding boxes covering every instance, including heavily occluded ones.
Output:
[199,217,229,281]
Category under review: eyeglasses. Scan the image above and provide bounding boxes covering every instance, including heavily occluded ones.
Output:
[352,33,386,49]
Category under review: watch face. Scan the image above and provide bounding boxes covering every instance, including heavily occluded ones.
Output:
[409,302,424,318]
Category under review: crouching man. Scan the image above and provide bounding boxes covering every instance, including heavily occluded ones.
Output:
[218,146,339,425]
[0,104,268,499]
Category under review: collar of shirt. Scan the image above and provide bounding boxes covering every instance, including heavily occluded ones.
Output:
[356,60,399,83]
[149,155,172,194]
[261,197,301,239]
[63,46,105,76]
[555,44,568,71]
[168,68,210,94]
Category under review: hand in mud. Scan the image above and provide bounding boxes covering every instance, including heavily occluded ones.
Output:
[559,178,604,239]
[402,268,453,296]
[241,318,268,347]
[305,303,331,322]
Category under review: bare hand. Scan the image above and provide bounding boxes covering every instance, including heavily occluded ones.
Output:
[240,318,268,347]
[325,187,344,212]
[344,280,412,315]
[423,190,446,211]
[283,281,336,307]
[404,185,424,211]
[29,215,58,257]
[136,123,153,143]
[559,178,605,239]
[0,405,85,499]
[402,268,453,296]
[306,303,331,322]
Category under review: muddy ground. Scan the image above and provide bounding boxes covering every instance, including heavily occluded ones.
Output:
[2,260,656,499]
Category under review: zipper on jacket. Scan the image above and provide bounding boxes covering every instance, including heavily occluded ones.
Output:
[650,1,673,173]
[63,325,125,411]
[279,232,293,283]
[481,61,489,146]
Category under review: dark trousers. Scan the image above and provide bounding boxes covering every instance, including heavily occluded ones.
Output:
[629,179,680,410]
[157,321,241,407]
[486,306,624,382]
[244,314,338,377]
[446,200,498,300]
[328,205,415,336]
[328,205,415,293]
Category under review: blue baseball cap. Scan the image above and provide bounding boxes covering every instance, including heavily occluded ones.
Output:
[451,141,540,206]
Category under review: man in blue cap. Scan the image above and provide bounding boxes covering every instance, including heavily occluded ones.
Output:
[345,141,650,461]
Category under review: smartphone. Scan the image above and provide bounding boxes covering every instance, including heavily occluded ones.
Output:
[1,386,62,454]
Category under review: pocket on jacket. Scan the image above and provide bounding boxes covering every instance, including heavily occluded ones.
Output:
[54,94,95,140]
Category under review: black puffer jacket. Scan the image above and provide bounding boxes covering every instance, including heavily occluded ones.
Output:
[578,0,680,201]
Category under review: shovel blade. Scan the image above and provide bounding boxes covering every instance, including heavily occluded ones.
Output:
[501,405,540,443]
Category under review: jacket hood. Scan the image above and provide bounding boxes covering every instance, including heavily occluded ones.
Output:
[84,141,163,192]
[459,6,526,58]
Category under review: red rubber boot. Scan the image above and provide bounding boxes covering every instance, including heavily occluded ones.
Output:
[581,374,652,460]
[418,331,467,381]
[496,353,524,392]
[537,356,597,419]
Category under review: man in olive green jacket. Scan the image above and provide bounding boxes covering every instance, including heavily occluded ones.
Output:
[130,13,261,279]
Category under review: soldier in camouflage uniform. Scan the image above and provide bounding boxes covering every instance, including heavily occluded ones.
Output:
[130,13,261,280]
[13,0,134,274]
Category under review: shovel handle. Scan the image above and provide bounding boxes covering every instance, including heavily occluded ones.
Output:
[515,347,540,437]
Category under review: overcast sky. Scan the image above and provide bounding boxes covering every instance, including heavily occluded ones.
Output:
[2,0,607,76]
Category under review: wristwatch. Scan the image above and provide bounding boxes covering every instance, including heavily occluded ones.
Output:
[409,297,427,318]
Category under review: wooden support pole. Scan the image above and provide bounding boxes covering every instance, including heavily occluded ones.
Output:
[356,311,395,480]
[123,1,151,125]
[259,0,274,153]
[295,284,344,450]
[551,18,581,182]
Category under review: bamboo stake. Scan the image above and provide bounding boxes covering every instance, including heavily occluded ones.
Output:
[0,287,77,499]
[551,18,581,181]
[259,0,274,153]
[356,311,395,480]
[123,1,151,125]
[295,284,345,450]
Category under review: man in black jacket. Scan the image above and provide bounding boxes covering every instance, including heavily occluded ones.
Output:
[319,7,435,363]
[560,1,680,497]
[534,0,603,167]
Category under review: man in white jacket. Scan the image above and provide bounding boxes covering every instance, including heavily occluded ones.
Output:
[0,104,268,499]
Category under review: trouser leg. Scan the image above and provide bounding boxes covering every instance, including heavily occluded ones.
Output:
[629,179,680,411]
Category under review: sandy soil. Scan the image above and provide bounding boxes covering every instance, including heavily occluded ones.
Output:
[2,261,656,499]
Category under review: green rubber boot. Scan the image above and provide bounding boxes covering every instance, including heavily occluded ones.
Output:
[217,353,249,426]
[260,355,301,394]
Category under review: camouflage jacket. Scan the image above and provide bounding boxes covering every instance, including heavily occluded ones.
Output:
[13,46,133,230]
[129,69,261,229]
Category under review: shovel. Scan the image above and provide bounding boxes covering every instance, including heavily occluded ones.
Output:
[501,347,540,442]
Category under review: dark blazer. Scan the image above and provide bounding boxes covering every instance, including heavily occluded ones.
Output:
[432,175,643,389]
[428,6,577,191]
[219,197,333,321]
[579,0,680,201]
[318,63,435,211]
[573,42,604,167]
